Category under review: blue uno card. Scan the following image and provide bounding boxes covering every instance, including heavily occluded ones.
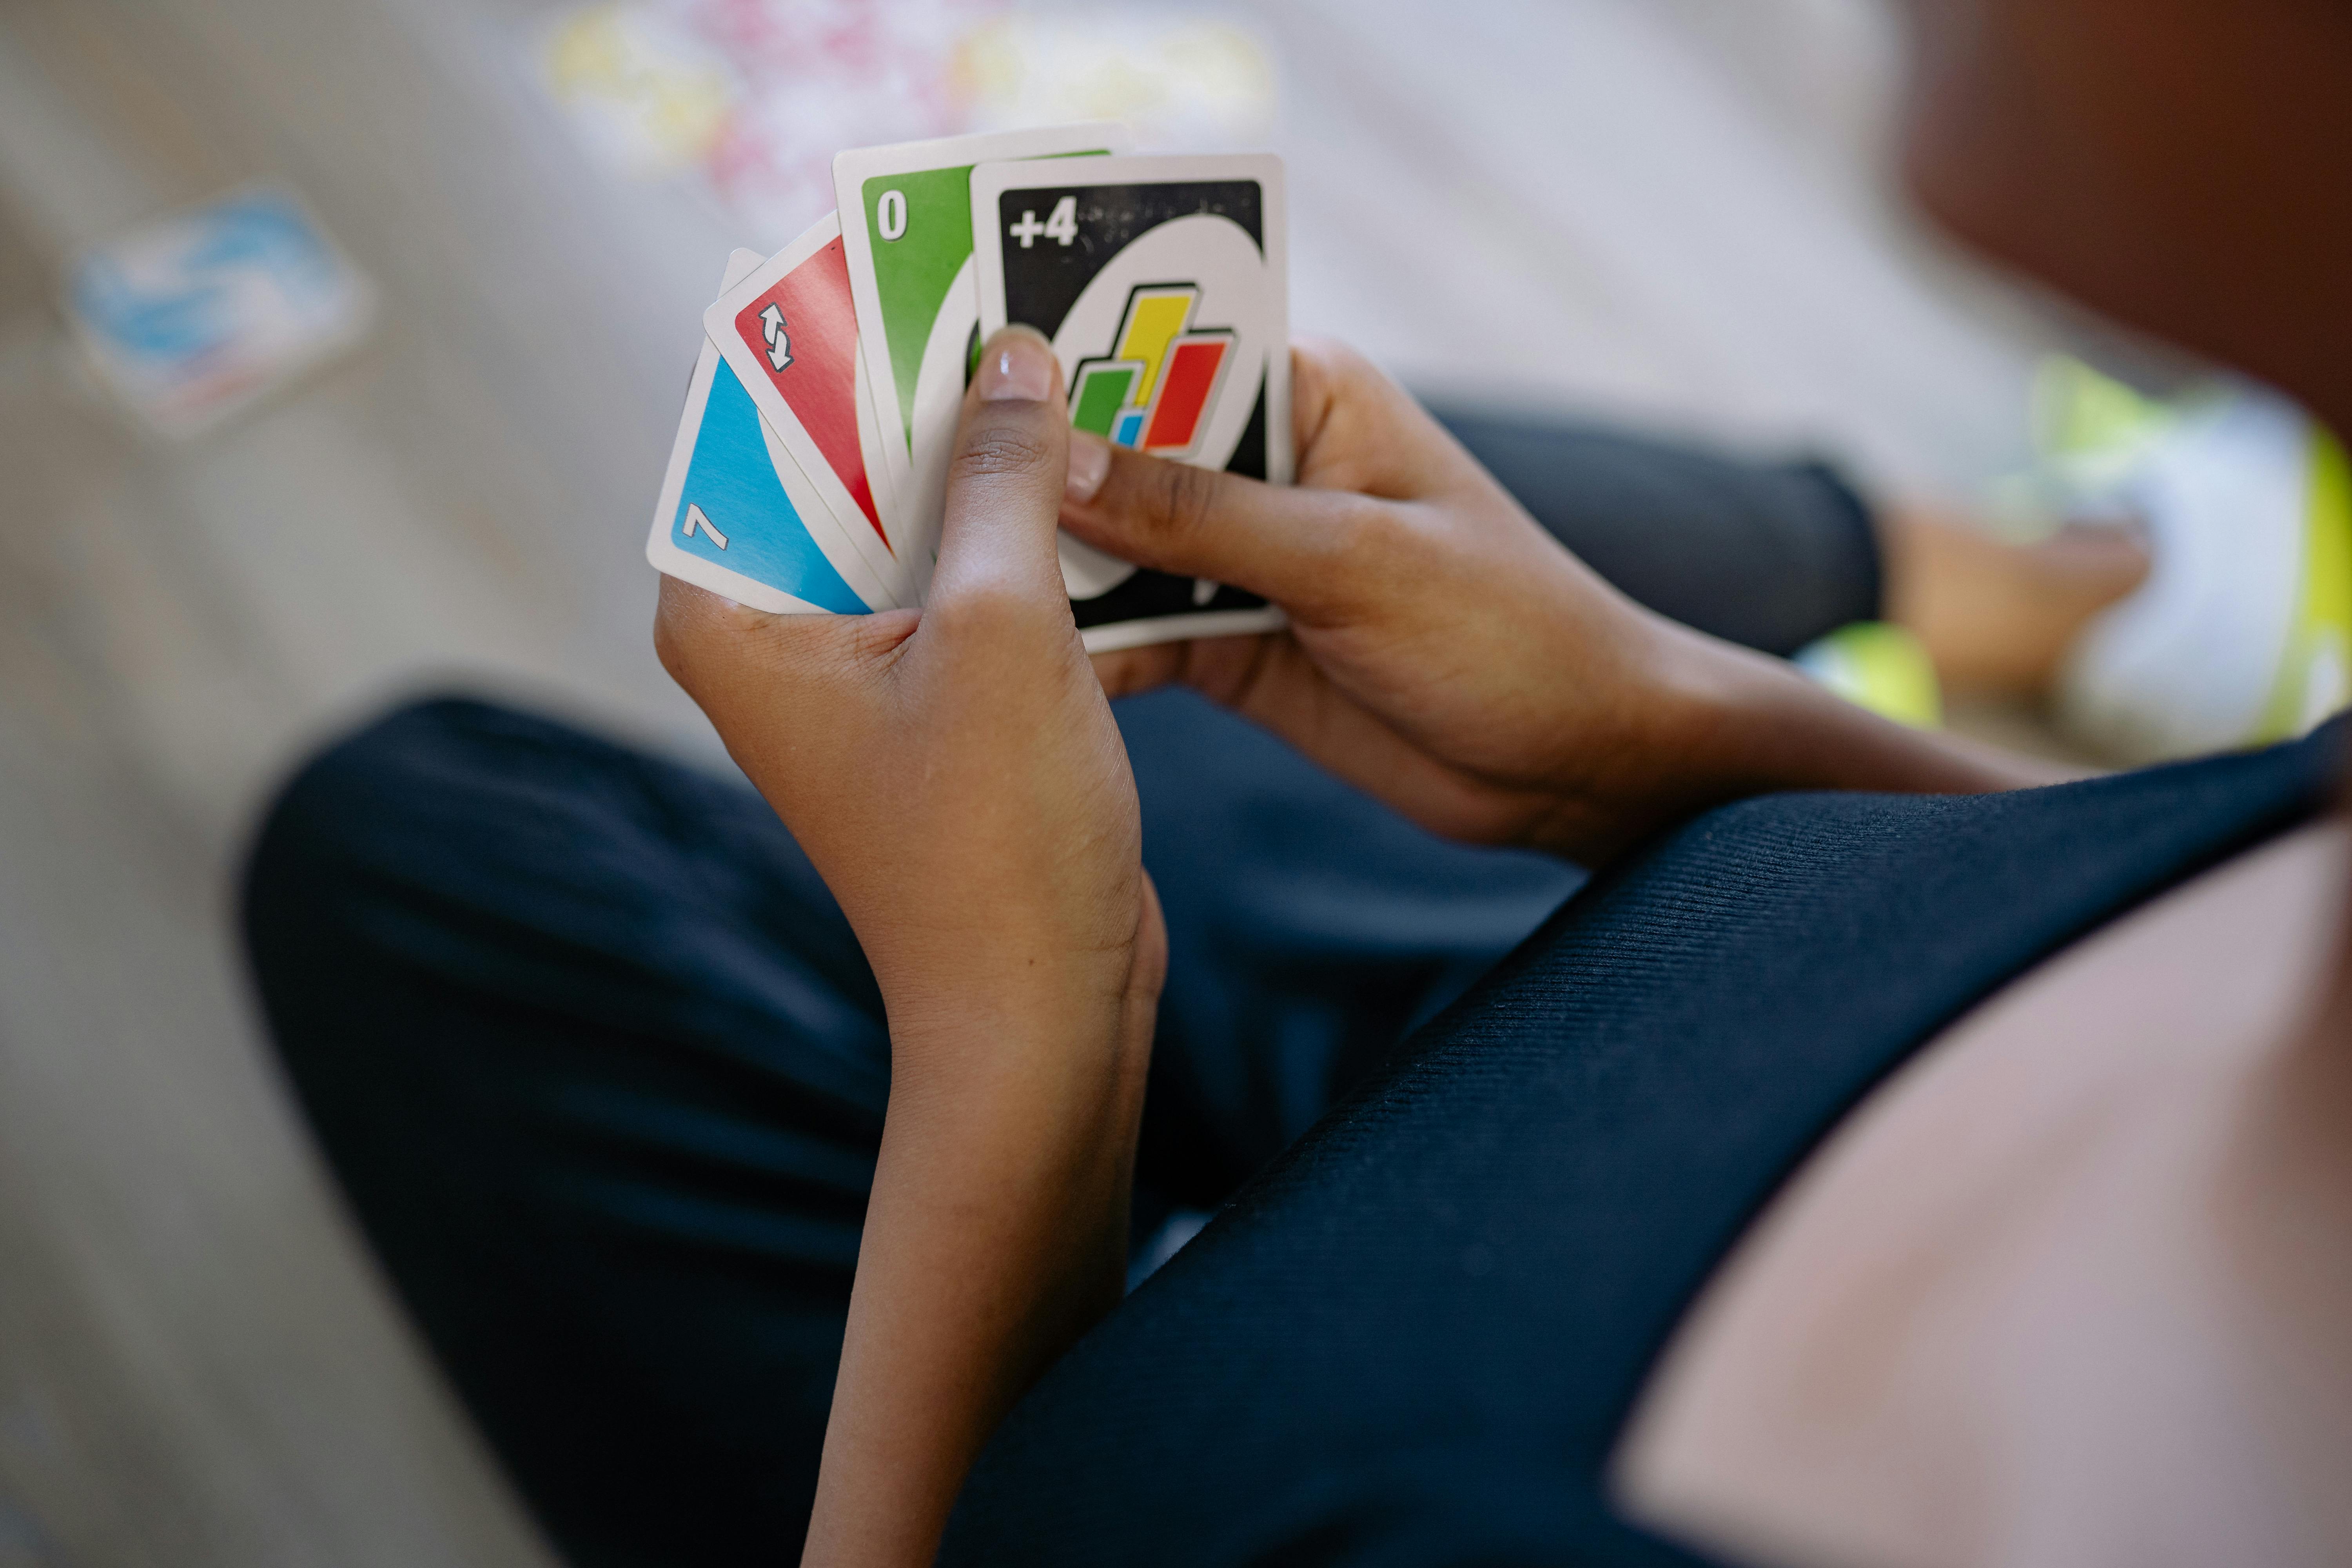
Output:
[646,251,902,615]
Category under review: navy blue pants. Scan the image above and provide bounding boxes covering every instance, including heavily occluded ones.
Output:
[244,693,1581,1564]
[241,424,1887,1565]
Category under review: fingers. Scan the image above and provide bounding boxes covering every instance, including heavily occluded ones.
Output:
[1102,629,1551,844]
[1282,337,1478,499]
[929,326,1074,614]
[1058,339,1477,618]
[1058,434,1383,617]
[1089,641,1192,699]
[654,574,917,699]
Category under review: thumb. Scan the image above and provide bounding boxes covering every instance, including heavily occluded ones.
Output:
[1057,432,1376,620]
[927,325,1073,613]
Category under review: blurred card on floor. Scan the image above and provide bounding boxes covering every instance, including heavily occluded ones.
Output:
[970,153,1290,652]
[648,249,904,616]
[833,122,1131,592]
[64,183,375,438]
[704,212,918,606]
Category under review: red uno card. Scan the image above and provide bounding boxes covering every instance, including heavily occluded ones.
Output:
[705,212,913,605]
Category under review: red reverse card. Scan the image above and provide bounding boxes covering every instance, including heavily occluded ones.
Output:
[704,212,911,605]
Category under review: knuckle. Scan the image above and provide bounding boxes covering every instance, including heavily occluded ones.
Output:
[1322,339,1380,385]
[652,595,701,684]
[653,618,688,682]
[1298,336,1377,398]
[951,421,1057,486]
[1144,458,1221,540]
[1313,496,1415,600]
[1322,492,1397,558]
[927,581,1056,645]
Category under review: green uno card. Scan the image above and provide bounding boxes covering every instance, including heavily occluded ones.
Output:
[834,123,1130,595]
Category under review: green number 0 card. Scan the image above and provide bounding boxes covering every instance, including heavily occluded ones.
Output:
[833,122,1130,598]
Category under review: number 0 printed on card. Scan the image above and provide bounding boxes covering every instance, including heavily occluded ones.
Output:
[833,123,1131,597]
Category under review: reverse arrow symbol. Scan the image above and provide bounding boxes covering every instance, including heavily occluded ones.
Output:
[683,503,729,549]
[759,303,791,372]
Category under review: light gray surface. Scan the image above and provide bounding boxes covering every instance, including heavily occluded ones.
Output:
[0,1,2080,1561]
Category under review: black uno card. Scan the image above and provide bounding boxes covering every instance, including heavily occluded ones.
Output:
[970,154,1291,653]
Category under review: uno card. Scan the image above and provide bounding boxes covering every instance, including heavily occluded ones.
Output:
[833,123,1132,597]
[852,348,900,541]
[970,154,1290,653]
[704,212,917,606]
[648,249,904,616]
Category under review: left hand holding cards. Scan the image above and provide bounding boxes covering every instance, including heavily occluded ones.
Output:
[653,324,1165,1566]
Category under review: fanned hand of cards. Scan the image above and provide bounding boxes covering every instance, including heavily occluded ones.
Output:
[646,124,1290,653]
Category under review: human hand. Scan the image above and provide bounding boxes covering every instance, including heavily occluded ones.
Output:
[657,327,1164,1056]
[1069,340,2012,863]
[658,326,1167,1568]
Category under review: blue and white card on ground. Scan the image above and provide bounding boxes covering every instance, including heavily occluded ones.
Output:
[65,182,376,437]
[646,249,903,615]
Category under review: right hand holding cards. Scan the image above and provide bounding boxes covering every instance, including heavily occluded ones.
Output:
[645,126,1290,653]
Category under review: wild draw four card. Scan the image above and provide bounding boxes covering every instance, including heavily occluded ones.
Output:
[969,153,1290,653]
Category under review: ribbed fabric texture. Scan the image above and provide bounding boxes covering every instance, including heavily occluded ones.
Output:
[945,724,2343,1565]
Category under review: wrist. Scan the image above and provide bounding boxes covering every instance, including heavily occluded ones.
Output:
[807,961,1158,1568]
[879,948,1159,1104]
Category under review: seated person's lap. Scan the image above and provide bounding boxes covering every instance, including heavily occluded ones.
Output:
[240,424,1888,1562]
[241,693,1577,1566]
[937,726,2335,1565]
[247,692,2336,1566]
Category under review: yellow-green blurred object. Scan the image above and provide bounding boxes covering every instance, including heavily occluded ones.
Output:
[2033,356,2175,465]
[955,15,1276,149]
[1980,356,2183,543]
[1794,622,1943,730]
[2253,428,2352,742]
[538,4,738,177]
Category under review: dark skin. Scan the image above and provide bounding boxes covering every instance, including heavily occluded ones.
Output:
[1900,0,2352,1390]
[1900,0,2352,434]
[1070,337,2044,856]
[653,1,2352,1559]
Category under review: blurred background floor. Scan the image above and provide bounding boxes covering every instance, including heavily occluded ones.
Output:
[0,1,2091,1561]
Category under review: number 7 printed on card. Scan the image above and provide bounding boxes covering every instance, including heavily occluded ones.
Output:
[650,249,905,616]
[833,122,1131,597]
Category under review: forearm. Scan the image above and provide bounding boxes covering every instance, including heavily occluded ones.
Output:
[1671,627,2052,797]
[1545,618,2051,862]
[799,981,1156,1567]
[1657,621,2053,802]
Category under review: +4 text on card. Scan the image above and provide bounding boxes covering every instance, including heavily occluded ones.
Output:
[831,122,1133,599]
[704,213,917,607]
[969,152,1291,653]
[648,249,904,615]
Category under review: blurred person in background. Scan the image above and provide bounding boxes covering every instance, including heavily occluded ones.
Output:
[243,1,2352,1566]
[1444,355,2352,764]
